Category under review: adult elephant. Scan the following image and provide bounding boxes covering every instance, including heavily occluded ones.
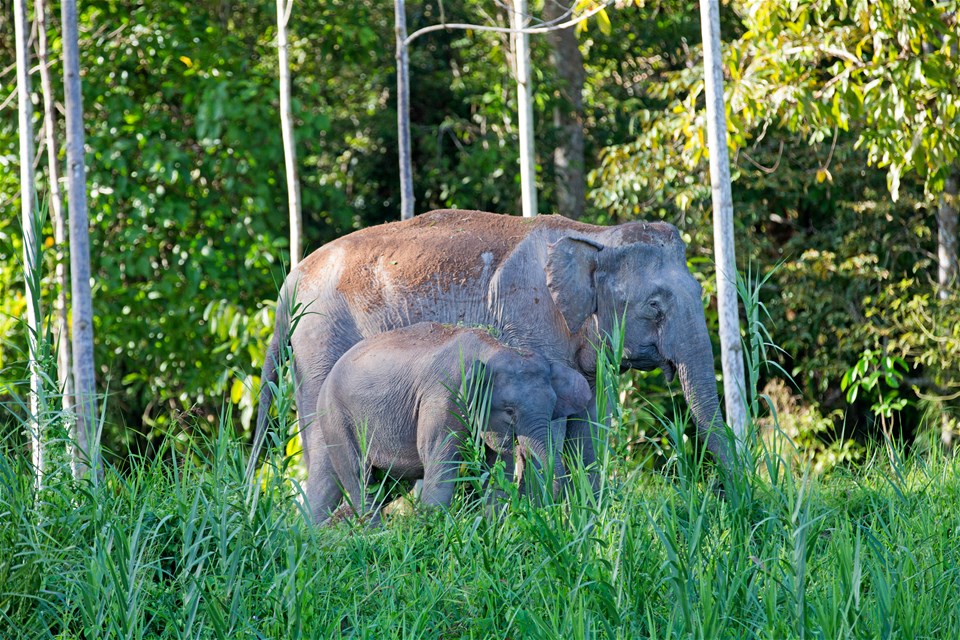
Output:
[247,209,732,484]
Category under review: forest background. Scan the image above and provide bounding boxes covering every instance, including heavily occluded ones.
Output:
[1,0,958,469]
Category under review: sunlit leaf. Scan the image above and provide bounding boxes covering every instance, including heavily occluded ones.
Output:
[230,378,245,405]
[597,9,612,36]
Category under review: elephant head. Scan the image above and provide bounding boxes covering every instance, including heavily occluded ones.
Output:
[545,234,731,468]
[467,351,592,488]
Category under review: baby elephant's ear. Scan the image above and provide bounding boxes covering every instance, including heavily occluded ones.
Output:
[550,363,593,419]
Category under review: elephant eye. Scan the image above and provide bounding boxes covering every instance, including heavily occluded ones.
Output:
[646,298,665,320]
[504,407,516,418]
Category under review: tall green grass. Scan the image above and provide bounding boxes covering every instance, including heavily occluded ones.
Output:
[4,276,960,638]
[4,408,960,638]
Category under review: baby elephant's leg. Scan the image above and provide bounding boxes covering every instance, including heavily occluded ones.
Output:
[419,435,462,509]
[328,443,390,525]
[323,412,375,520]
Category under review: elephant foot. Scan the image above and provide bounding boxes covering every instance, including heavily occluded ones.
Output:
[321,503,356,526]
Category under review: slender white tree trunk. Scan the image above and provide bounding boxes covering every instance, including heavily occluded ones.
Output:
[16,0,45,492]
[37,0,74,415]
[937,173,958,300]
[395,0,414,220]
[512,0,538,218]
[62,0,100,481]
[699,0,747,448]
[277,0,303,267]
[938,172,959,449]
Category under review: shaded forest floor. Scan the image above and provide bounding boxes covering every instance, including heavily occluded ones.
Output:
[3,418,960,639]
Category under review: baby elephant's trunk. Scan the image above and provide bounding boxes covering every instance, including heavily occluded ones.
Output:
[518,428,564,501]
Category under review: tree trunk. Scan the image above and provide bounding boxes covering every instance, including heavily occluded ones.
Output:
[277,0,303,267]
[62,0,100,481]
[16,0,46,492]
[937,172,958,300]
[699,0,747,450]
[937,171,958,450]
[395,0,415,220]
[511,0,538,218]
[37,0,74,415]
[543,1,585,220]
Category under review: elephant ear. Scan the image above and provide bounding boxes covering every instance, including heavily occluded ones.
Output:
[545,237,604,334]
[550,362,593,419]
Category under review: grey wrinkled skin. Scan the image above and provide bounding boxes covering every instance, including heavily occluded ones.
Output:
[247,209,731,494]
[308,323,592,524]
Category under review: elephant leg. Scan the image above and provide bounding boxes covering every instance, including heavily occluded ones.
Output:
[322,411,374,521]
[292,361,321,474]
[306,444,343,524]
[419,441,461,509]
[483,446,515,514]
[292,315,363,475]
[332,453,367,517]
[328,444,390,525]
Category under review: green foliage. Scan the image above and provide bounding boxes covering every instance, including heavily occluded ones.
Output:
[2,0,958,458]
[759,380,861,474]
[740,0,960,198]
[596,0,960,207]
[587,0,959,448]
[1,0,566,453]
[841,349,908,413]
[4,401,960,636]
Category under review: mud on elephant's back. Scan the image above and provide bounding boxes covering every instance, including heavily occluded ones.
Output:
[331,210,587,302]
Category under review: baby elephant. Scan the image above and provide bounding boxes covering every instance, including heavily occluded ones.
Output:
[306,322,592,524]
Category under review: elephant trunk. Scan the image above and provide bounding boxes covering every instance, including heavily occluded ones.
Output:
[518,425,564,498]
[672,317,735,471]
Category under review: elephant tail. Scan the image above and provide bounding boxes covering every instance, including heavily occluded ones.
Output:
[245,281,293,484]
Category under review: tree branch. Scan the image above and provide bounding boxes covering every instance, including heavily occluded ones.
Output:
[404,0,614,47]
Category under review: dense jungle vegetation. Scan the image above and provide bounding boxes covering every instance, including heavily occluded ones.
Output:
[2,0,958,472]
[3,1,960,637]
